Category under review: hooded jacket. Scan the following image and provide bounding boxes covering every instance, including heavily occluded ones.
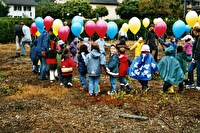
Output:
[118,53,129,76]
[106,53,119,77]
[85,49,106,76]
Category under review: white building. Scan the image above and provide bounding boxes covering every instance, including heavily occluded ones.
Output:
[1,0,37,19]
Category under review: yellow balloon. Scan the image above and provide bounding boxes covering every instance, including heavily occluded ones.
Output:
[128,17,141,34]
[122,23,129,32]
[52,19,63,36]
[36,31,41,36]
[194,22,200,27]
[198,15,200,26]
[81,26,84,34]
[142,18,150,28]
[186,10,198,27]
[153,18,158,25]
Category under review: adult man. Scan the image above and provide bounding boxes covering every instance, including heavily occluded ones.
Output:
[14,22,23,50]
[21,22,32,56]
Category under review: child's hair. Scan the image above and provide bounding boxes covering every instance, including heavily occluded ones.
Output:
[185,38,191,42]
[79,44,88,54]
[91,42,100,52]
[119,47,125,54]
[62,48,69,55]
[193,26,200,32]
[177,46,183,53]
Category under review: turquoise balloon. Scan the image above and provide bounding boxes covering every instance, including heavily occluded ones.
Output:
[172,20,186,38]
[107,21,118,39]
[72,16,84,27]
[185,25,191,33]
[71,21,82,36]
[35,17,44,30]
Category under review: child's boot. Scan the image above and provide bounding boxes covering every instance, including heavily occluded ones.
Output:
[125,83,132,94]
[120,83,125,91]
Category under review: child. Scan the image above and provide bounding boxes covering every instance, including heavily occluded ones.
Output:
[85,42,106,96]
[182,38,193,61]
[69,37,79,62]
[106,45,120,95]
[46,41,58,82]
[78,44,89,90]
[83,37,91,52]
[176,46,188,92]
[116,38,129,51]
[118,47,132,93]
[95,37,111,55]
[60,48,77,88]
[128,45,157,91]
[158,46,184,93]
[130,37,144,58]
[30,37,39,73]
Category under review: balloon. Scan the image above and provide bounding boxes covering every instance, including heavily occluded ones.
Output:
[186,10,198,27]
[154,21,167,37]
[44,16,54,32]
[128,17,141,34]
[72,16,84,26]
[198,15,200,26]
[36,31,41,37]
[35,17,44,30]
[30,23,38,36]
[107,21,118,39]
[81,27,84,34]
[52,19,63,36]
[157,18,163,22]
[85,20,96,37]
[58,26,70,42]
[172,20,186,38]
[122,23,129,32]
[194,22,200,27]
[95,20,108,38]
[185,25,191,33]
[71,21,82,36]
[153,18,158,25]
[142,18,150,28]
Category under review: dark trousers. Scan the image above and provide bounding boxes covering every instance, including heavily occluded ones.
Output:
[63,75,72,88]
[163,81,172,92]
[138,80,148,90]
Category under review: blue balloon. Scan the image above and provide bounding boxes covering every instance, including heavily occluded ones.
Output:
[72,16,84,27]
[185,25,191,33]
[107,21,118,39]
[35,17,44,30]
[172,20,186,38]
[71,21,82,36]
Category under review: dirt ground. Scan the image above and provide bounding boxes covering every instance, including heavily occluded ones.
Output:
[0,43,200,133]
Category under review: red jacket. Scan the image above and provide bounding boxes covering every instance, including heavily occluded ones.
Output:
[60,56,77,76]
[118,54,129,76]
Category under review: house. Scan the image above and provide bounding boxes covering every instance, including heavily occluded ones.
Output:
[1,0,37,19]
[54,0,122,20]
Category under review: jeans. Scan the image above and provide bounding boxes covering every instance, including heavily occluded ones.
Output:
[188,60,200,87]
[80,73,88,88]
[88,76,100,94]
[21,41,32,55]
[119,76,128,85]
[110,76,117,92]
[63,75,72,87]
[39,56,47,80]
[138,80,148,90]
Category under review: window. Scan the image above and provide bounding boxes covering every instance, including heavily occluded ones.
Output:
[30,12,32,17]
[14,6,22,11]
[24,6,31,11]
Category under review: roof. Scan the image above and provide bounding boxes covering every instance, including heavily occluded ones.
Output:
[2,0,37,6]
[90,0,119,5]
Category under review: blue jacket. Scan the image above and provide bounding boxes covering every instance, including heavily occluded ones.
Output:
[106,54,119,77]
[128,53,157,80]
[78,52,88,74]
[85,49,106,76]
[35,31,50,57]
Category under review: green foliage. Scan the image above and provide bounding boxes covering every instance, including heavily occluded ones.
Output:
[0,2,9,17]
[0,73,6,78]
[0,18,33,44]
[115,0,141,19]
[0,83,22,96]
[92,5,108,18]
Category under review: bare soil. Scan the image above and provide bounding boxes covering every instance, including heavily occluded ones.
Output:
[0,43,200,133]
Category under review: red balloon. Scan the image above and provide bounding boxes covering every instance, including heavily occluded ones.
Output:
[154,21,167,37]
[95,20,108,38]
[44,16,54,32]
[58,26,70,42]
[30,23,38,36]
[85,20,96,37]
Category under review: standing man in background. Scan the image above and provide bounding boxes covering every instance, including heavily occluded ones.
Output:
[14,22,23,50]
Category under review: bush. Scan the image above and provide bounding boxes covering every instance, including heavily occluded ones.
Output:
[0,17,33,44]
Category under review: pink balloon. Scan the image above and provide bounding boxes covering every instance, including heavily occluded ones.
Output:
[58,26,70,42]
[154,21,167,37]
[44,16,54,32]
[95,20,108,38]
[30,23,38,36]
[85,20,96,37]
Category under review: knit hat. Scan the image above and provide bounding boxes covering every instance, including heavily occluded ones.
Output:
[83,37,89,44]
[141,45,150,52]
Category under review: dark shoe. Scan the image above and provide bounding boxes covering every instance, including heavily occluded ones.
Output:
[21,54,25,56]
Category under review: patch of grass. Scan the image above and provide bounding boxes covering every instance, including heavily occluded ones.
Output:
[0,73,6,78]
[0,83,22,96]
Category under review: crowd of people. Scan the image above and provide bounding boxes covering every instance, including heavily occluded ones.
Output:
[14,22,200,96]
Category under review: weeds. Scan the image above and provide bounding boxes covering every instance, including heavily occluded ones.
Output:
[0,83,22,95]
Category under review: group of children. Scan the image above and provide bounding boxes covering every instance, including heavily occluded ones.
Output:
[29,25,200,96]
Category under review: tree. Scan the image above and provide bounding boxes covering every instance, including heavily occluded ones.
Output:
[0,3,9,17]
[61,0,92,19]
[92,5,108,18]
[139,0,183,19]
[115,0,141,19]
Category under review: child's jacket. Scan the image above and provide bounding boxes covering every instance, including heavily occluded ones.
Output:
[60,56,77,76]
[128,53,157,80]
[106,53,119,77]
[118,53,130,76]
